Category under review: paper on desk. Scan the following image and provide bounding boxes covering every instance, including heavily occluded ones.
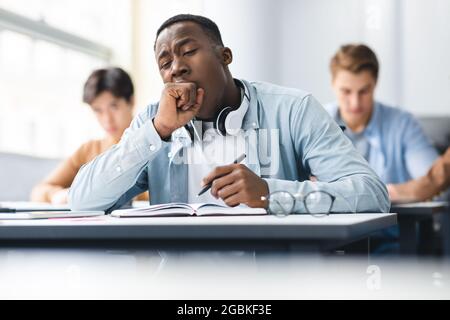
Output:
[0,211,104,220]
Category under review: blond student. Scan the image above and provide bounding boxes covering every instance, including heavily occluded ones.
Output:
[325,44,439,198]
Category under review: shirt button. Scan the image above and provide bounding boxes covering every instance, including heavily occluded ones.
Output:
[252,122,257,127]
[168,152,172,158]
[149,144,156,151]
[116,166,122,173]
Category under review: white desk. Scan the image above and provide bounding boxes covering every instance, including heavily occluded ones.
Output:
[0,213,396,252]
[391,201,448,215]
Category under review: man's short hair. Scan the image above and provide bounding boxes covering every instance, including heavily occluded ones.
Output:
[155,14,224,49]
[330,44,379,81]
[83,67,134,104]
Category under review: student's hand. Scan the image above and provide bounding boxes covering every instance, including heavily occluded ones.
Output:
[153,82,205,140]
[387,182,422,203]
[202,164,269,208]
[50,188,69,205]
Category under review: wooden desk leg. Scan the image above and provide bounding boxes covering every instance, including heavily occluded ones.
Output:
[398,216,418,255]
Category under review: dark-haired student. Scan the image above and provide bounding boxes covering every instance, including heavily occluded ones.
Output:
[69,14,388,213]
[31,67,149,204]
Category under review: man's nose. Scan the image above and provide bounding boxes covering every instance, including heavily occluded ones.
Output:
[349,93,359,108]
[171,58,189,79]
[102,111,114,125]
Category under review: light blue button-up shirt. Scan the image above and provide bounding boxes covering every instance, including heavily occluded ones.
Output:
[324,102,439,184]
[69,80,389,213]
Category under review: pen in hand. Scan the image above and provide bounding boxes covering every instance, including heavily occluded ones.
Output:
[197,153,247,197]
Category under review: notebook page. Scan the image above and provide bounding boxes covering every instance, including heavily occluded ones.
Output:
[111,203,194,217]
[195,203,267,216]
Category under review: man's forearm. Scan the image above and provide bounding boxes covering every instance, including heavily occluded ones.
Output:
[68,120,163,211]
[410,148,450,201]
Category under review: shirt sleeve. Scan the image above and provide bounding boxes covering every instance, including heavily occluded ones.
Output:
[264,95,390,213]
[401,114,439,178]
[68,107,166,211]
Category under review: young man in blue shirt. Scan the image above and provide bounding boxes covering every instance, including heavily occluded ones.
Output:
[69,15,389,214]
[325,44,439,199]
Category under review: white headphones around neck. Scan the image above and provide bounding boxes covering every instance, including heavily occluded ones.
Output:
[185,80,250,140]
[213,80,250,136]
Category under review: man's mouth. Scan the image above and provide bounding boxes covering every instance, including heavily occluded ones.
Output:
[174,79,200,87]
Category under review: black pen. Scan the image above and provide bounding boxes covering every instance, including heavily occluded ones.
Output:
[197,153,247,197]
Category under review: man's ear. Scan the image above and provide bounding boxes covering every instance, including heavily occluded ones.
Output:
[221,47,233,66]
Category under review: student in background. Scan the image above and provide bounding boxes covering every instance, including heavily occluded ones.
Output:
[388,147,450,203]
[31,67,149,204]
[325,44,439,195]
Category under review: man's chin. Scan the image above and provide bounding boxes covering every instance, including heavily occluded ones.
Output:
[194,107,217,121]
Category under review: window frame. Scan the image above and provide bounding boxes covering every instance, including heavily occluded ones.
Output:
[0,7,112,61]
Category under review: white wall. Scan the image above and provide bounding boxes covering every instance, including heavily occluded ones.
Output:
[401,0,450,115]
[277,0,450,115]
[278,0,362,104]
[203,0,281,84]
[132,0,450,116]
[131,0,203,111]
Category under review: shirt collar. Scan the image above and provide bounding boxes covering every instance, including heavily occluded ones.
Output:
[238,79,260,130]
[363,101,380,137]
[332,101,380,137]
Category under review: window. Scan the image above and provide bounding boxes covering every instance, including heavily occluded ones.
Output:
[0,0,132,158]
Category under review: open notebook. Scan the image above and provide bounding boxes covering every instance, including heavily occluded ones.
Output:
[111,203,267,218]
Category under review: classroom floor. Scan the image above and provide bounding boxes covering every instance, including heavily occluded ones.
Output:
[0,247,449,299]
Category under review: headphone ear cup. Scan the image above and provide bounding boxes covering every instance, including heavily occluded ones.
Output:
[224,110,246,136]
[214,107,232,136]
